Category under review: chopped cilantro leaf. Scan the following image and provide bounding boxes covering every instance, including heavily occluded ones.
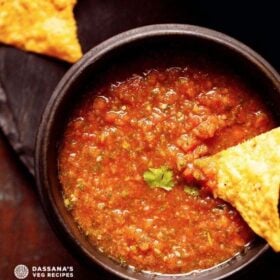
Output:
[143,166,175,191]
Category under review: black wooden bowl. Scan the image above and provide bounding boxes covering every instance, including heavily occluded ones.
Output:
[35,24,280,280]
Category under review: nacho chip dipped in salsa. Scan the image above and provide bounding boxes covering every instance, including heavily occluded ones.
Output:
[185,127,280,252]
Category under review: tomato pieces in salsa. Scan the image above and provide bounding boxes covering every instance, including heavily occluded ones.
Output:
[59,65,275,273]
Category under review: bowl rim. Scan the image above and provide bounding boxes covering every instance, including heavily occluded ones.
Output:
[35,24,280,280]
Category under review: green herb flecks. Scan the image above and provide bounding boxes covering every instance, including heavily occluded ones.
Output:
[203,230,213,245]
[76,178,85,190]
[64,198,74,210]
[119,257,127,265]
[184,185,200,197]
[143,166,175,191]
[122,140,130,150]
[63,193,77,210]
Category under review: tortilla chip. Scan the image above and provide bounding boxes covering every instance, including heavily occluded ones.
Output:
[193,127,280,252]
[0,0,82,63]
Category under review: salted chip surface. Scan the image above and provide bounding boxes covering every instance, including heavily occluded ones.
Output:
[0,0,82,63]
[194,127,280,252]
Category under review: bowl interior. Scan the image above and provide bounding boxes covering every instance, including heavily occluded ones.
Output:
[37,29,280,280]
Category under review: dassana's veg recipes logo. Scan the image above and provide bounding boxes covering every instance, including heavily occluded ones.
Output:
[14,264,74,279]
[14,265,29,279]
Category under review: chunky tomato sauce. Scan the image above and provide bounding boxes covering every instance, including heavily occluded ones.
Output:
[59,63,275,273]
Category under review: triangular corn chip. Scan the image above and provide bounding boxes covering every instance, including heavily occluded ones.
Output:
[191,127,280,252]
[0,0,82,63]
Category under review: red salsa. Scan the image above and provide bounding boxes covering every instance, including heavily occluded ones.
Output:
[59,64,275,273]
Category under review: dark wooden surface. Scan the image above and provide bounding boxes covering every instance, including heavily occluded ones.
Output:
[0,1,279,279]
